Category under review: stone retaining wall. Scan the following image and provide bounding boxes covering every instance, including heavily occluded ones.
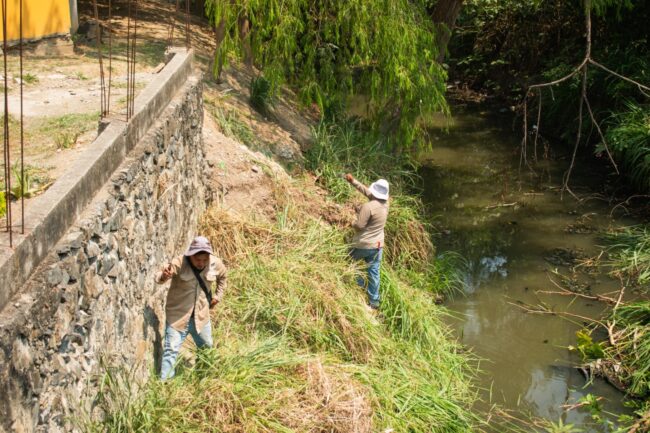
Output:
[0,71,207,432]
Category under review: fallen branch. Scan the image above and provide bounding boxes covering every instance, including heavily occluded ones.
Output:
[484,202,518,210]
[562,395,603,412]
[508,300,609,329]
[536,289,618,305]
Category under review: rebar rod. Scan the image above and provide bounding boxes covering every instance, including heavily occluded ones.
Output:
[185,0,190,49]
[92,0,107,117]
[106,0,113,116]
[2,0,13,246]
[126,0,132,120]
[131,0,138,118]
[168,0,180,49]
[19,0,23,234]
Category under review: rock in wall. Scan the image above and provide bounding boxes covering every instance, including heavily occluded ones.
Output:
[0,76,206,433]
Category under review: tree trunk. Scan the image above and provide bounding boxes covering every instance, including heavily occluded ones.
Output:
[431,0,464,63]
[238,16,253,69]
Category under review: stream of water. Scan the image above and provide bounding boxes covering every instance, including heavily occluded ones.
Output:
[420,108,637,432]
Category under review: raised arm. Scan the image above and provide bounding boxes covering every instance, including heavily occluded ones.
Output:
[155,256,182,284]
[345,173,373,199]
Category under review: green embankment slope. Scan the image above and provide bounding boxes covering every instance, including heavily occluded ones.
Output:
[84,109,480,432]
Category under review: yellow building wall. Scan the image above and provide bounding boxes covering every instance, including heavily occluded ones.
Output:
[0,0,72,41]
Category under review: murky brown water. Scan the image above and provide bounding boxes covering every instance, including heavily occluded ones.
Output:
[420,108,636,432]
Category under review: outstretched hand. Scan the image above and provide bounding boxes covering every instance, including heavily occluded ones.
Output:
[161,264,174,281]
[345,173,354,183]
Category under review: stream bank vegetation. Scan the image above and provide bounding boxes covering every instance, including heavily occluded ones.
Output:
[450,0,649,201]
[513,224,650,431]
[82,105,482,431]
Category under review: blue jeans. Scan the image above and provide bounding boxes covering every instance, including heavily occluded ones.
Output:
[160,316,213,380]
[350,248,382,307]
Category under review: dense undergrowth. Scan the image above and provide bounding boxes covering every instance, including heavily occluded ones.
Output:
[450,0,650,192]
[571,226,650,429]
[82,114,478,431]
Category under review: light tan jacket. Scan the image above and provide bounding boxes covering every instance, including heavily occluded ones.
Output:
[351,179,389,249]
[155,255,227,331]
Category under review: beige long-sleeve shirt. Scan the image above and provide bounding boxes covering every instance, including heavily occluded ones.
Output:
[351,179,389,249]
[155,255,227,331]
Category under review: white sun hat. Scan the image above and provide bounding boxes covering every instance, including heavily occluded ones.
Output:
[369,179,389,200]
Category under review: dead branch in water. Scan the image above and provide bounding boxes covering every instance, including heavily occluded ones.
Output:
[520,0,650,198]
[508,300,609,329]
[484,202,518,210]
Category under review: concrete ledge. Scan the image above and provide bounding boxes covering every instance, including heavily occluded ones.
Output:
[0,49,194,312]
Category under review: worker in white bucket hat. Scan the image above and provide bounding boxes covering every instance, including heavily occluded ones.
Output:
[345,174,390,311]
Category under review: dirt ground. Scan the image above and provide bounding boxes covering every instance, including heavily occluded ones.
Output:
[1,0,340,233]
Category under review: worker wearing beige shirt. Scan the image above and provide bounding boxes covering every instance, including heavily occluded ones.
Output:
[345,174,389,310]
[156,236,227,380]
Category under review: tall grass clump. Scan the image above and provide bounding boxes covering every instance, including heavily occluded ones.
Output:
[601,225,650,285]
[603,103,650,192]
[249,75,275,117]
[306,120,466,296]
[609,302,650,398]
[84,338,372,433]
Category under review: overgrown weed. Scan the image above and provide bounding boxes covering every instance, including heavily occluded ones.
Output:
[601,225,650,285]
[87,173,478,432]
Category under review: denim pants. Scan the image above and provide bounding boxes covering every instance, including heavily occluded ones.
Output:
[160,316,213,380]
[350,248,383,307]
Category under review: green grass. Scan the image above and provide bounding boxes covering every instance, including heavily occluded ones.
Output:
[31,112,99,151]
[601,225,650,285]
[609,302,650,398]
[23,72,39,84]
[206,102,260,149]
[249,75,275,117]
[82,111,479,431]
[84,200,479,432]
[603,103,650,192]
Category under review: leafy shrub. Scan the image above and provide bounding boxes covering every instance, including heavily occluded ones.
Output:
[602,103,650,191]
[249,75,275,117]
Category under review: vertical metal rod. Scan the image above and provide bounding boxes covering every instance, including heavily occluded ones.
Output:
[185,0,190,49]
[107,0,112,115]
[2,0,13,246]
[92,0,106,117]
[168,0,180,49]
[126,0,132,120]
[131,0,138,118]
[19,0,23,234]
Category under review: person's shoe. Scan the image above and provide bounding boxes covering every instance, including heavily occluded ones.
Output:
[366,303,380,313]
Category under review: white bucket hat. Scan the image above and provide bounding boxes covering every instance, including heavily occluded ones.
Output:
[369,179,389,200]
